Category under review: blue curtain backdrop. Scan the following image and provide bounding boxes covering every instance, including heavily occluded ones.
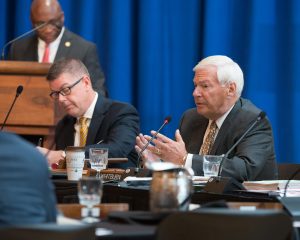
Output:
[0,0,299,163]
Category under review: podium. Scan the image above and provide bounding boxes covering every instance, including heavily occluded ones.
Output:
[0,61,60,147]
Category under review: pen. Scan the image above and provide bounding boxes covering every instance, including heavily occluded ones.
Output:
[97,140,104,144]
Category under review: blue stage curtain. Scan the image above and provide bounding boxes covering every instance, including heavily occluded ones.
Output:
[1,0,299,163]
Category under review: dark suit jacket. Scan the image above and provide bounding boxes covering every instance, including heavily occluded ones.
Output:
[55,95,140,168]
[0,132,57,225]
[179,98,277,181]
[7,28,107,96]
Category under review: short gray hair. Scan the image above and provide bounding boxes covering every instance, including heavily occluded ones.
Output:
[46,58,90,81]
[193,55,244,96]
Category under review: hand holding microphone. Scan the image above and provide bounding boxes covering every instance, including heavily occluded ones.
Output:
[144,129,187,164]
[135,116,171,171]
[135,116,188,169]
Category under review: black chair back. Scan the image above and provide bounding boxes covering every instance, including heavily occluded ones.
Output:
[156,209,293,240]
[0,223,95,240]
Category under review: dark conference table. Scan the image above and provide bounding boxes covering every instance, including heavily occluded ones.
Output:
[53,179,278,210]
[52,178,299,240]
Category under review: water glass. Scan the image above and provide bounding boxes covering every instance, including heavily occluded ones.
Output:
[203,155,223,177]
[89,148,108,178]
[78,177,103,223]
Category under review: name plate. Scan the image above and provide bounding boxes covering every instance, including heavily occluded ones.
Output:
[100,169,126,181]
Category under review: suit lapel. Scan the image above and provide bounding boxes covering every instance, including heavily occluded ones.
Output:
[86,95,110,145]
[24,35,39,61]
[55,29,72,60]
[191,118,208,153]
[31,37,39,61]
[210,99,242,155]
[61,116,76,148]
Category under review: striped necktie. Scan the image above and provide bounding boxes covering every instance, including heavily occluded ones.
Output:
[79,117,89,147]
[200,121,218,155]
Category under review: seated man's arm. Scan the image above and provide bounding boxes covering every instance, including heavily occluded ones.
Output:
[191,117,277,181]
[86,103,140,167]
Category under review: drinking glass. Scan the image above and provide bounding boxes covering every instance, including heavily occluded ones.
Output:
[89,148,108,178]
[203,155,223,177]
[78,177,103,223]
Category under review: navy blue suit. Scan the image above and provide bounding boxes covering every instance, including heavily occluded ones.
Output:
[0,132,57,225]
[55,95,140,168]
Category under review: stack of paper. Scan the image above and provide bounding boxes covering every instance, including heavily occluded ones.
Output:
[244,180,300,197]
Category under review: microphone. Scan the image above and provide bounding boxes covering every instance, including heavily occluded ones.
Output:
[283,168,300,197]
[1,21,51,60]
[0,85,24,131]
[203,111,266,194]
[0,10,64,60]
[217,111,266,176]
[135,116,172,173]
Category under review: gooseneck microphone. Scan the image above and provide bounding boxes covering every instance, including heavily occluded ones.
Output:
[1,12,65,60]
[283,168,300,197]
[135,116,172,173]
[1,21,51,60]
[217,111,266,176]
[204,111,266,194]
[0,85,24,131]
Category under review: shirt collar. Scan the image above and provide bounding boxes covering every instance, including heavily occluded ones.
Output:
[210,105,235,129]
[79,92,98,120]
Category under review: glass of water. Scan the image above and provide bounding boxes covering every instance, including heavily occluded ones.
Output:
[89,148,108,178]
[203,155,223,177]
[78,177,103,223]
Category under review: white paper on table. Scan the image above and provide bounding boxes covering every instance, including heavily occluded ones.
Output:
[123,176,152,182]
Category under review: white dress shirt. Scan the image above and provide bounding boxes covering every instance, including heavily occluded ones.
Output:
[37,27,65,63]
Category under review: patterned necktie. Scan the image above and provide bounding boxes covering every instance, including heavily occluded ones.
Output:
[200,121,218,155]
[79,117,89,147]
[42,44,50,63]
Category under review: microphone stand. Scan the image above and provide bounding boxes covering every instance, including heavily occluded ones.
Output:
[283,167,300,197]
[0,86,23,131]
[1,21,48,60]
[204,112,266,194]
[217,111,266,176]
[135,117,171,174]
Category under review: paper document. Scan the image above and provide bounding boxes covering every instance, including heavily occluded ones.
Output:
[123,176,152,182]
[244,180,300,197]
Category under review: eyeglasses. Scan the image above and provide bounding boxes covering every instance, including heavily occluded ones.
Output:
[49,77,83,99]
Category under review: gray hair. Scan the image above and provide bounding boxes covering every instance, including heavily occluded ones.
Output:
[193,55,244,96]
[46,58,90,81]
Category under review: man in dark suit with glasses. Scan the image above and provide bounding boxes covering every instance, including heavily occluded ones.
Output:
[37,58,139,169]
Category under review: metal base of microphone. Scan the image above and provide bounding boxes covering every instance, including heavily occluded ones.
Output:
[204,176,245,194]
[134,167,141,174]
[120,167,152,180]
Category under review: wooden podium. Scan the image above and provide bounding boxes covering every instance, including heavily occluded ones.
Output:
[0,61,59,147]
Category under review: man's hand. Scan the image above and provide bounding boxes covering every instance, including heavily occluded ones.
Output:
[36,146,65,166]
[135,130,187,166]
[135,133,161,166]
